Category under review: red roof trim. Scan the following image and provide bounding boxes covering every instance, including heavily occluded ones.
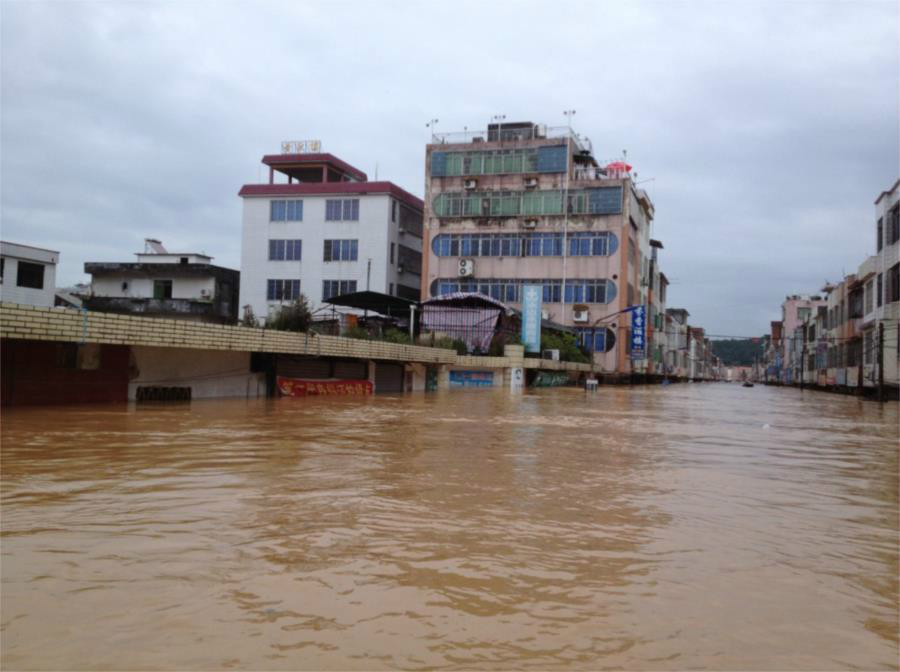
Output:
[238,181,423,211]
[262,153,367,181]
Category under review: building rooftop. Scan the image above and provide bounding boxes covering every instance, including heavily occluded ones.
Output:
[262,152,367,182]
[238,180,423,211]
[1,241,60,256]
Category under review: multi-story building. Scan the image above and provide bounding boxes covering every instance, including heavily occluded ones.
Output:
[647,240,668,376]
[84,239,240,324]
[422,121,655,376]
[764,320,783,382]
[0,241,59,308]
[874,179,899,389]
[688,326,707,381]
[779,294,826,384]
[664,308,690,378]
[238,149,423,322]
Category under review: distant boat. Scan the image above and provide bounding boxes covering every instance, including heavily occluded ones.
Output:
[742,381,754,388]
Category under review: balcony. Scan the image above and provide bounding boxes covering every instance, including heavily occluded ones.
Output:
[83,296,233,323]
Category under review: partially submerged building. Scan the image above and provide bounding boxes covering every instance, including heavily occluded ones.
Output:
[84,239,240,324]
[0,241,59,308]
[238,148,424,323]
[421,120,657,378]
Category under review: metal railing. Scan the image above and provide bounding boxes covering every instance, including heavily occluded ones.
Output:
[432,126,592,154]
[572,161,632,181]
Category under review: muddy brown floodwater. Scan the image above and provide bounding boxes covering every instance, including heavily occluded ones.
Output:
[1,384,898,670]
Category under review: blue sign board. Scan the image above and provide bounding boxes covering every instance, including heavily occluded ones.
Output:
[521,284,543,353]
[630,305,646,359]
[449,370,494,388]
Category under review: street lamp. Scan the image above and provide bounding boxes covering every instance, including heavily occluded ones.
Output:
[426,118,439,142]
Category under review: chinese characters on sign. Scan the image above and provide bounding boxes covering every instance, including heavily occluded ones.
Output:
[521,284,543,353]
[449,370,494,388]
[280,139,322,154]
[277,377,373,396]
[630,305,646,359]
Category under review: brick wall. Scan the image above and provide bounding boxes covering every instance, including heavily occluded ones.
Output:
[0,302,591,374]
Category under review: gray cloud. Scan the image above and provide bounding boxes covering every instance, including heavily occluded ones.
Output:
[2,0,897,337]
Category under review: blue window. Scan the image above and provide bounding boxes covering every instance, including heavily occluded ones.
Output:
[575,328,607,352]
[323,239,358,261]
[567,232,617,256]
[270,200,302,221]
[322,280,358,300]
[267,279,301,301]
[587,187,623,215]
[268,239,302,261]
[536,145,568,173]
[563,280,616,304]
[325,199,360,221]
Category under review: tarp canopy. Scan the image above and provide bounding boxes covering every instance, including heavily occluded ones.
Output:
[421,292,511,311]
[323,291,416,317]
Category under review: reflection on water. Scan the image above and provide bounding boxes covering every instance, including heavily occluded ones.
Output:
[1,385,897,670]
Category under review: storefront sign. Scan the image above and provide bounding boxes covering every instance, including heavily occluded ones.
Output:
[277,376,373,396]
[449,370,494,387]
[630,305,646,359]
[521,284,543,353]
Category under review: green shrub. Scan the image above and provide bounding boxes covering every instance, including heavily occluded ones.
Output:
[540,331,589,363]
[382,328,412,344]
[345,326,371,340]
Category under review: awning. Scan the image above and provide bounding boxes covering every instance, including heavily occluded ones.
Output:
[324,290,416,317]
[422,291,510,311]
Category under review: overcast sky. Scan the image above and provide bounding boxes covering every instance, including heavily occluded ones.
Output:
[2,0,897,336]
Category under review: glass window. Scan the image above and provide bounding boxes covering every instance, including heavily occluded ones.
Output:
[285,200,303,221]
[153,279,172,300]
[15,261,44,290]
[270,200,287,221]
[267,279,300,301]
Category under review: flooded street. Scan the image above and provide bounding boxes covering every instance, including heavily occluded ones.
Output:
[1,384,898,670]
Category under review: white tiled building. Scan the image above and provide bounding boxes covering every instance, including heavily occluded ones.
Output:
[238,152,423,322]
[0,241,59,307]
[873,178,899,387]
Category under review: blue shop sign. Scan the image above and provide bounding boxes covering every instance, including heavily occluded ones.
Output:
[521,284,543,353]
[630,305,646,359]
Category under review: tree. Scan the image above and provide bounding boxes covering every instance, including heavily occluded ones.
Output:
[268,296,312,332]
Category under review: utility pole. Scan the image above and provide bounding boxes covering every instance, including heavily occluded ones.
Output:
[800,326,806,390]
[561,109,575,326]
[878,321,885,402]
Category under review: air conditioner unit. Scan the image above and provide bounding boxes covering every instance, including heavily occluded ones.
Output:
[524,177,538,189]
[573,309,589,323]
[458,258,475,277]
[200,289,212,299]
[464,179,478,190]
[534,124,548,138]
[540,309,550,321]
[522,219,538,229]
[542,349,560,361]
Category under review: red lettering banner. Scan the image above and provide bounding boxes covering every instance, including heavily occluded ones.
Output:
[277,376,373,397]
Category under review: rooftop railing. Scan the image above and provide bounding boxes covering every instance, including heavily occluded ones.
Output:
[432,126,593,154]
